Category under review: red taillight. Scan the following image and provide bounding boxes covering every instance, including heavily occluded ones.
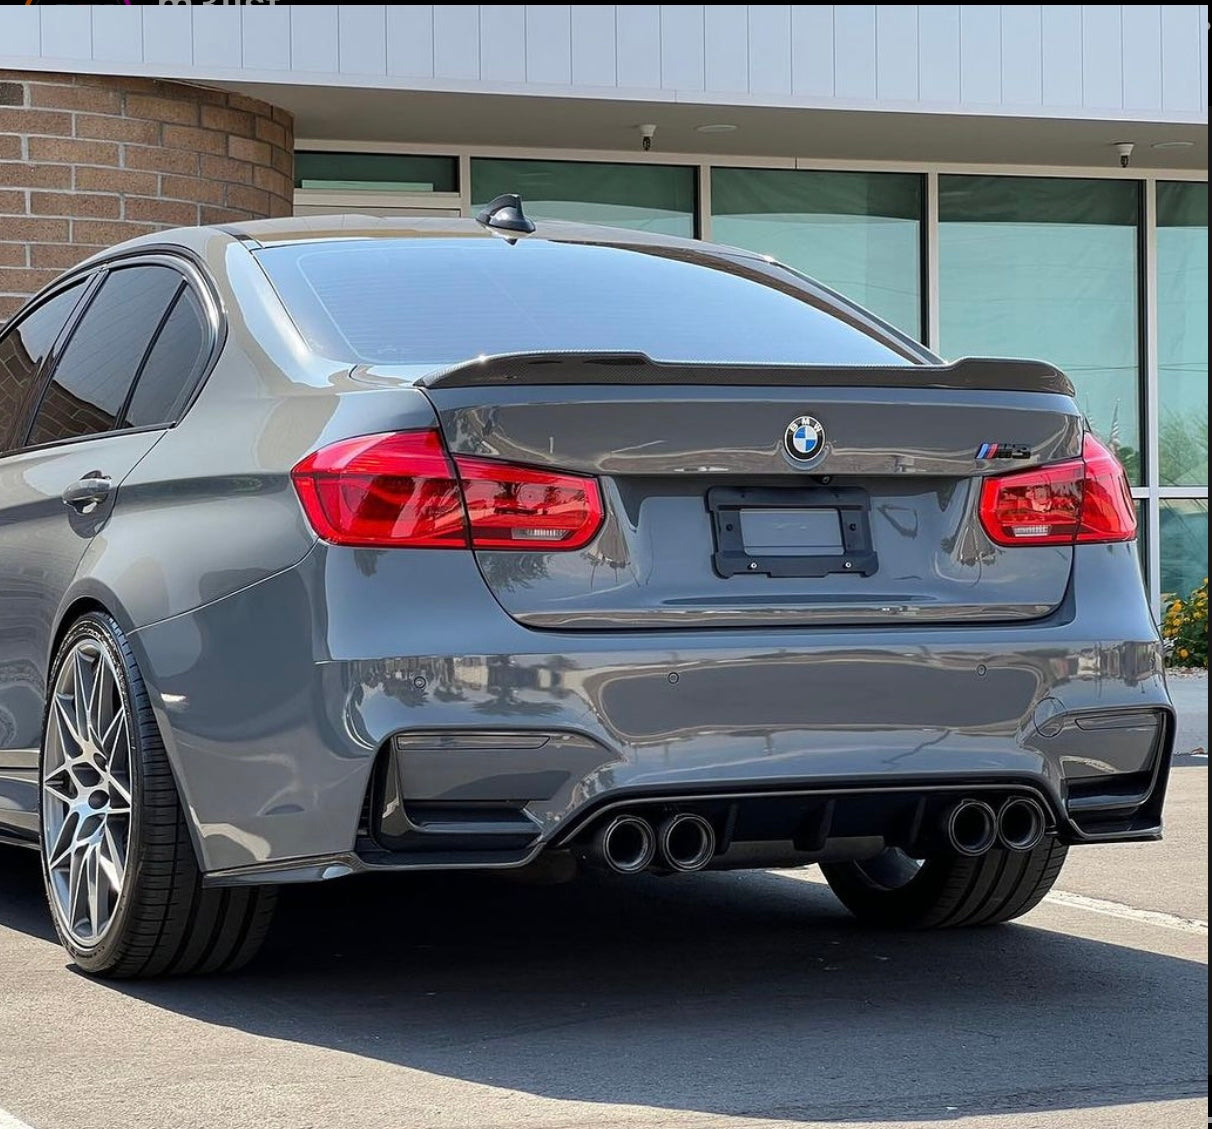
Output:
[1076,432,1139,543]
[291,430,604,551]
[291,430,467,548]
[979,432,1136,547]
[457,456,604,551]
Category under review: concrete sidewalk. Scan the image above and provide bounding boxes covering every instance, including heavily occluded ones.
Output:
[1167,671,1207,760]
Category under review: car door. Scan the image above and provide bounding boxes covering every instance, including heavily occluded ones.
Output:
[0,263,184,832]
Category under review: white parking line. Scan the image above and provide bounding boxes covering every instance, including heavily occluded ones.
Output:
[774,869,1209,935]
[1044,890,1209,935]
[0,1107,37,1129]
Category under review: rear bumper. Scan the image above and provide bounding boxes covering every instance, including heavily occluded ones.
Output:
[127,541,1174,881]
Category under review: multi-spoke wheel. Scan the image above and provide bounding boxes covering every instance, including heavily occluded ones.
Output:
[40,613,277,978]
[42,637,133,947]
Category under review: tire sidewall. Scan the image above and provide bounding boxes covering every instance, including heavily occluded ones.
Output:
[39,613,146,970]
[821,852,971,927]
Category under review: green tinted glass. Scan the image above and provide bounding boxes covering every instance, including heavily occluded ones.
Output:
[294,153,458,193]
[1160,499,1209,599]
[940,176,1141,483]
[471,158,695,237]
[711,168,923,338]
[1157,181,1208,486]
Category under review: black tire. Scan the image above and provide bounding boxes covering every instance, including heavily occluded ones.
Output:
[39,612,276,978]
[820,840,1068,929]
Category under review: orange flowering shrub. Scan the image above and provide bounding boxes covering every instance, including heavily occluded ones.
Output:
[1162,578,1208,668]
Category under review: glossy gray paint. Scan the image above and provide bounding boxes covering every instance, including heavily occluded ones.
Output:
[426,382,1083,629]
[0,429,165,754]
[123,538,1170,877]
[0,216,1174,877]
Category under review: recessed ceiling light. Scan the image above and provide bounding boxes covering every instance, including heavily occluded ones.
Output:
[1151,140,1195,150]
[695,123,738,134]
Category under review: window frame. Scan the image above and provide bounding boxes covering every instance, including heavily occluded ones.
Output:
[11,249,224,456]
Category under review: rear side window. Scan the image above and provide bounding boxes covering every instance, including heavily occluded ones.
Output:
[123,286,209,428]
[256,238,916,367]
[27,265,180,448]
[0,282,87,451]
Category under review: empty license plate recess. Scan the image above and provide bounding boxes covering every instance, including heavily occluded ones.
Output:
[707,486,877,578]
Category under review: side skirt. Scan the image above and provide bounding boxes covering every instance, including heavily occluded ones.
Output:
[0,757,40,844]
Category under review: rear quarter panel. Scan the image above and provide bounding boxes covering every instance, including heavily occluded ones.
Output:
[72,240,440,632]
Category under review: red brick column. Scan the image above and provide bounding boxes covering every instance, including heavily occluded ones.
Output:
[0,70,293,319]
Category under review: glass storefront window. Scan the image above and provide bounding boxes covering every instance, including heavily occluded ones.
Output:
[1157,182,1208,487]
[471,159,695,237]
[940,177,1141,483]
[710,169,923,339]
[1160,499,1209,599]
[294,153,458,193]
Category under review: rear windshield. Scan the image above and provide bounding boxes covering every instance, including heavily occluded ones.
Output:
[255,238,916,368]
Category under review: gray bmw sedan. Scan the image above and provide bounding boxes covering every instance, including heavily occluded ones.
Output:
[0,199,1173,977]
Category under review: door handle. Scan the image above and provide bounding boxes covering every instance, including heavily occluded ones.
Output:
[61,474,113,511]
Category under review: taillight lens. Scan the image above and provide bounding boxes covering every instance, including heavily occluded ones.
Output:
[1076,432,1139,542]
[458,457,604,550]
[291,430,467,548]
[979,432,1136,546]
[292,430,604,551]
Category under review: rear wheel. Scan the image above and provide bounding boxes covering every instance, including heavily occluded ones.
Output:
[820,841,1068,928]
[39,612,276,978]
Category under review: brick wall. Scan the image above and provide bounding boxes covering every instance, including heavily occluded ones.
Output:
[0,70,293,320]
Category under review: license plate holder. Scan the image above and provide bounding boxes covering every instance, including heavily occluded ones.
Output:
[707,485,878,579]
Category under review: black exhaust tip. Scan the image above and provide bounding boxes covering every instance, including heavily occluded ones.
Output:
[657,812,716,872]
[944,799,998,857]
[998,796,1047,852]
[594,815,657,874]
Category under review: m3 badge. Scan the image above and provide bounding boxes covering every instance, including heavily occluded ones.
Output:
[975,442,1033,460]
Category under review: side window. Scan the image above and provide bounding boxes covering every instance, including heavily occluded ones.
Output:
[0,282,87,451]
[26,265,180,448]
[123,286,210,428]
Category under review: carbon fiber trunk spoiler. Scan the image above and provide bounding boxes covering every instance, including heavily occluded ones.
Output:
[416,352,1075,396]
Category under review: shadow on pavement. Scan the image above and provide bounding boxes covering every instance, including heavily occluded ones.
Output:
[1,845,1206,1122]
[0,848,56,943]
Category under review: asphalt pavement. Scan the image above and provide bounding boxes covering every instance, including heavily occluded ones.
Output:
[0,675,1206,1129]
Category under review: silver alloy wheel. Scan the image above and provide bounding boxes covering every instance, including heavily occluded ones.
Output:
[41,638,133,947]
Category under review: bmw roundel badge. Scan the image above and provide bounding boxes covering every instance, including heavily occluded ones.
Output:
[784,415,826,462]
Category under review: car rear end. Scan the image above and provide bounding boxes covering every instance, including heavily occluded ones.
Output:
[133,225,1173,890]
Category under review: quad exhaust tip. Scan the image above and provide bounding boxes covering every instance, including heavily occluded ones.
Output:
[998,796,1047,852]
[657,812,716,873]
[589,796,1040,872]
[944,799,999,857]
[594,814,657,875]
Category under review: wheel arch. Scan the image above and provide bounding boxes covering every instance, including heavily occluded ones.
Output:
[45,586,208,873]
[48,581,141,680]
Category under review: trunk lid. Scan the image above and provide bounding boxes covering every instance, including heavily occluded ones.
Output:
[413,353,1083,630]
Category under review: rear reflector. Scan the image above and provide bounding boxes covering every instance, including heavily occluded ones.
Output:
[292,429,603,551]
[979,432,1136,546]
